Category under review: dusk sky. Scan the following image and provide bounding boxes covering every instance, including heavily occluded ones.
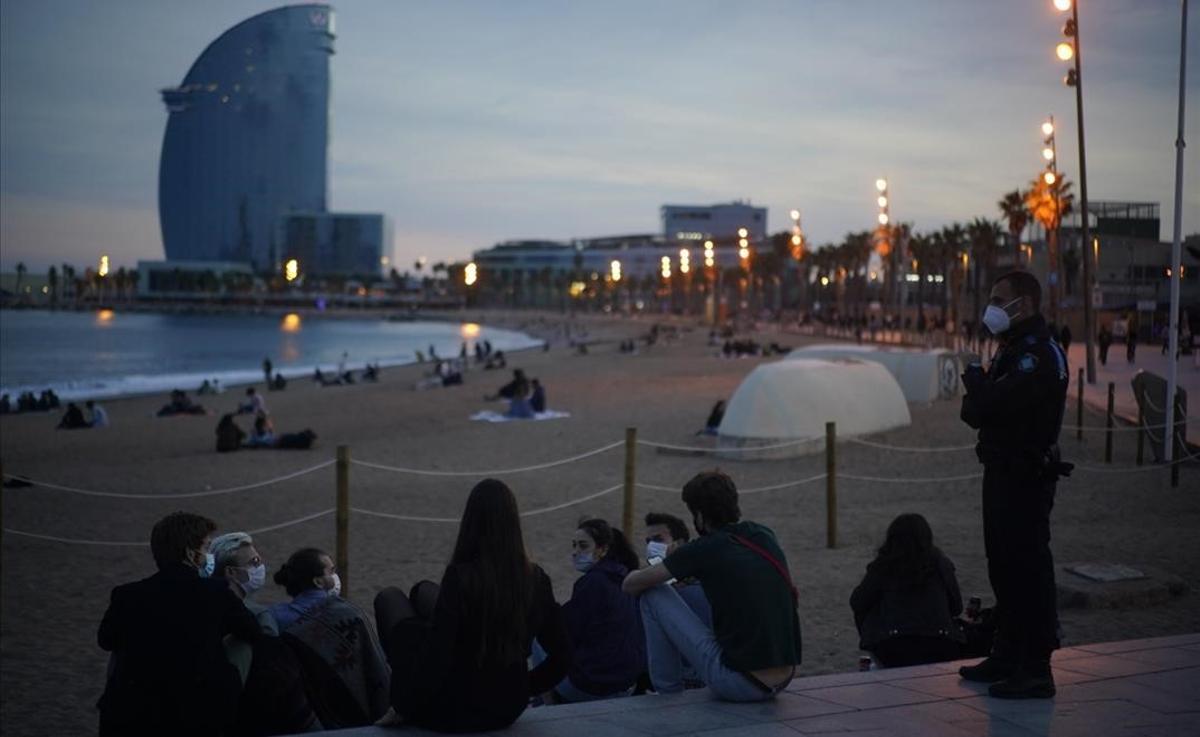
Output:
[1,0,1195,274]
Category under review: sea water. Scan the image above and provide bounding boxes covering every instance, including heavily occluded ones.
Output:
[0,309,540,401]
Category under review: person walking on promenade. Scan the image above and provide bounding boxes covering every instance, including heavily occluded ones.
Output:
[959,271,1071,699]
[1126,326,1138,365]
[1097,325,1112,366]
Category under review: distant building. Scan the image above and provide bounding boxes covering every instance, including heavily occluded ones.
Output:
[136,260,255,297]
[279,212,386,277]
[158,4,385,278]
[661,201,768,249]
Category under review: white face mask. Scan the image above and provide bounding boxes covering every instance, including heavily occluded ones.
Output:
[982,298,1022,335]
[646,541,669,562]
[196,551,215,578]
[328,573,341,597]
[242,564,266,594]
[572,552,595,573]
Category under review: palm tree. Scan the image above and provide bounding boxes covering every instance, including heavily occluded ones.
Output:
[937,223,967,326]
[47,266,58,306]
[14,262,26,296]
[966,218,1003,325]
[1026,175,1075,321]
[998,190,1029,265]
[908,233,937,329]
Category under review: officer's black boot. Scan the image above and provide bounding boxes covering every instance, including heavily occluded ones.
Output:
[958,657,1016,683]
[988,662,1056,699]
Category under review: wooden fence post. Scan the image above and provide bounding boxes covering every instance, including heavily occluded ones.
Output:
[336,445,350,599]
[1105,383,1115,464]
[623,428,637,535]
[1076,368,1084,441]
[825,422,837,549]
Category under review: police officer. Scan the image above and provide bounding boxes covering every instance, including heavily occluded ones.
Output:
[958,271,1070,699]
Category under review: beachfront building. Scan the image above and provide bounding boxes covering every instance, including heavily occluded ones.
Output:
[158,4,385,279]
[662,201,768,250]
[279,213,386,278]
[136,260,256,298]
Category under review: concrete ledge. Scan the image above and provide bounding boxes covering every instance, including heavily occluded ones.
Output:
[300,634,1200,736]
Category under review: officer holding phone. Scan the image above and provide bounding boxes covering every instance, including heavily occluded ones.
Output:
[958,271,1071,700]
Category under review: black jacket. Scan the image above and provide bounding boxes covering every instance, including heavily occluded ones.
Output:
[961,313,1069,469]
[850,552,964,650]
[98,563,263,736]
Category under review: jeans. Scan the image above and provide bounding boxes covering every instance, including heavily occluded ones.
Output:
[639,584,785,702]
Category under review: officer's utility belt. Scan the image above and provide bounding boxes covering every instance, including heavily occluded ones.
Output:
[976,443,1074,481]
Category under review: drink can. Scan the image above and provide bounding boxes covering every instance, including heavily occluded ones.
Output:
[967,596,982,619]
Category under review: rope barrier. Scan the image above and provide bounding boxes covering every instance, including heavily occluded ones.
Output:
[637,474,827,496]
[350,441,623,477]
[636,437,818,453]
[846,438,976,453]
[839,471,984,483]
[2,507,338,547]
[0,461,335,500]
[352,483,624,523]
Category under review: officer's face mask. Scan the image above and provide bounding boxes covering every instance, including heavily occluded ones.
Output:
[982,298,1022,335]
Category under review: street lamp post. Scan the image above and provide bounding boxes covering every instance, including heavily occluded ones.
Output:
[737,227,752,314]
[1055,0,1096,383]
[1164,0,1190,462]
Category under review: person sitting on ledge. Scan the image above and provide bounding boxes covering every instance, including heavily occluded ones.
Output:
[373,479,570,732]
[271,372,288,391]
[97,512,263,737]
[270,548,390,728]
[485,368,526,400]
[533,518,643,704]
[211,533,323,736]
[622,470,802,702]
[237,387,267,416]
[245,413,276,448]
[87,400,110,428]
[504,376,534,419]
[850,513,964,668]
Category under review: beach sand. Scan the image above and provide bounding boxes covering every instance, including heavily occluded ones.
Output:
[2,310,1197,736]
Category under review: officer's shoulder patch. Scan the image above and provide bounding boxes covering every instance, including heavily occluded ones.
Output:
[1018,353,1039,372]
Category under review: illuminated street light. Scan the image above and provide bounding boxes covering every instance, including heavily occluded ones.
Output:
[1042,120,1055,136]
[284,258,299,282]
[738,246,750,261]
[789,209,801,221]
[737,227,748,238]
[660,255,672,279]
[875,178,888,192]
[877,213,889,226]
[792,234,802,246]
[877,196,888,208]
[1056,42,1074,61]
[98,254,110,278]
[679,248,690,274]
[1053,0,1071,10]
[610,259,622,282]
[1042,147,1055,161]
[703,240,715,269]
[464,261,478,286]
[1044,170,1057,185]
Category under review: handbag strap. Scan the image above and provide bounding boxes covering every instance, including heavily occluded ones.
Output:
[728,532,798,604]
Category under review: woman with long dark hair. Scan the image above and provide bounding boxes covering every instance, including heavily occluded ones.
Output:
[850,513,965,667]
[535,518,644,703]
[374,478,570,732]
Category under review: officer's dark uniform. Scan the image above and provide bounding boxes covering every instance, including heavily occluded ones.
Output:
[961,312,1070,669]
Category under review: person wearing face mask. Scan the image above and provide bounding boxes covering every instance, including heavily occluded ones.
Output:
[959,271,1071,700]
[644,512,712,629]
[97,512,263,737]
[211,533,321,736]
[270,547,390,728]
[535,518,644,704]
[622,471,802,703]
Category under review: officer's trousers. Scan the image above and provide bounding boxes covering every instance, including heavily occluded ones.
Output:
[982,463,1060,665]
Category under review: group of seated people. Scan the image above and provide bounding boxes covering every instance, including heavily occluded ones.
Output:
[617,339,639,354]
[719,339,791,358]
[0,388,61,414]
[484,369,546,417]
[157,389,207,417]
[414,359,465,390]
[57,399,109,429]
[96,472,972,736]
[215,387,315,451]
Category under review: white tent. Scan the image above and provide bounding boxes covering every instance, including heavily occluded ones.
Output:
[717,358,912,458]
[786,344,962,403]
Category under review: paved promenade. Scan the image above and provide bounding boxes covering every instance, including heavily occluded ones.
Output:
[313,633,1200,736]
[1065,342,1199,427]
